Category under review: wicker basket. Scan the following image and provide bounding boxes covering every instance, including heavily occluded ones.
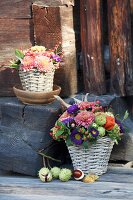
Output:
[67,137,114,175]
[19,69,55,92]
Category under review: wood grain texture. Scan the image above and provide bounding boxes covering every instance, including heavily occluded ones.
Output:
[80,0,106,95]
[0,167,133,200]
[0,0,32,19]
[0,0,74,19]
[108,0,133,96]
[0,19,34,66]
[33,4,77,97]
[33,0,74,7]
[0,98,70,175]
[0,18,34,96]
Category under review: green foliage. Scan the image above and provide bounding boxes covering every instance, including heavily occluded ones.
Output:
[56,129,64,137]
[65,136,73,146]
[82,140,88,149]
[122,110,129,122]
[10,59,21,69]
[15,49,25,59]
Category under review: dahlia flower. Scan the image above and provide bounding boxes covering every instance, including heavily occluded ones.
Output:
[78,101,96,110]
[74,111,95,128]
[10,44,64,72]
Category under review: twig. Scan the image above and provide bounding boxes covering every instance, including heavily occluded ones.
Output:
[39,152,61,163]
[43,156,46,168]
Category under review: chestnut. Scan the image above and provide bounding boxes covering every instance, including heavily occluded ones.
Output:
[72,169,84,180]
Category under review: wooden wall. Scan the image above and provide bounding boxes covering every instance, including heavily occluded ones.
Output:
[0,0,75,96]
[1,0,133,97]
[0,0,34,96]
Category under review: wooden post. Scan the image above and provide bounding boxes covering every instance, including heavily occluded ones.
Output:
[80,0,106,95]
[108,0,133,96]
[32,3,77,97]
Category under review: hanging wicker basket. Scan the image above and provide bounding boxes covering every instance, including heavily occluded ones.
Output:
[19,69,55,92]
[67,137,114,175]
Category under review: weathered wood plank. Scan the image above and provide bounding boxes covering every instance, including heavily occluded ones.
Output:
[0,168,133,200]
[0,98,70,175]
[0,69,20,96]
[0,19,34,66]
[33,4,77,97]
[33,0,74,7]
[0,18,34,96]
[108,0,133,96]
[0,0,74,19]
[0,0,32,19]
[80,0,106,95]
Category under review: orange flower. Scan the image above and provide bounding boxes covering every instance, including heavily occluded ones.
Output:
[104,116,115,130]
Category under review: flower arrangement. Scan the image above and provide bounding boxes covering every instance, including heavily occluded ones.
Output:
[50,99,129,148]
[9,43,64,72]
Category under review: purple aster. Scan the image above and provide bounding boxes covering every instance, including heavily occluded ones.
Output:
[115,118,125,133]
[61,118,73,127]
[71,129,83,145]
[90,128,99,137]
[50,54,61,62]
[67,104,79,114]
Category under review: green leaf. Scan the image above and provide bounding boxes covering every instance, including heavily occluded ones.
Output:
[15,49,24,59]
[56,129,64,137]
[57,120,66,128]
[114,139,118,145]
[65,136,73,146]
[123,110,129,120]
[82,140,88,149]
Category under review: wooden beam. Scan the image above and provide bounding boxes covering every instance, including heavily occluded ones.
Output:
[80,0,106,95]
[108,0,133,96]
[32,4,77,97]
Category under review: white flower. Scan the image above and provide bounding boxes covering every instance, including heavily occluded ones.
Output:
[105,112,114,118]
[92,123,97,127]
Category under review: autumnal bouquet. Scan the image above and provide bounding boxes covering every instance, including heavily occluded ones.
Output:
[9,43,64,92]
[50,100,128,147]
[50,97,128,175]
[10,43,64,72]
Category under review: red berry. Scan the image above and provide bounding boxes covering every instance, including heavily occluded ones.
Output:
[87,135,90,138]
[53,137,56,140]
[50,132,53,136]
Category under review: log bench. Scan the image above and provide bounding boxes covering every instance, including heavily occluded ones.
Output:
[0,95,133,176]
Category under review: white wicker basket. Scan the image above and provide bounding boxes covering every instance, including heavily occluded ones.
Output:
[19,69,55,92]
[67,137,114,175]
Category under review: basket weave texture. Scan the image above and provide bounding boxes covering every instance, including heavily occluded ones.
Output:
[67,137,114,175]
[19,69,55,92]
